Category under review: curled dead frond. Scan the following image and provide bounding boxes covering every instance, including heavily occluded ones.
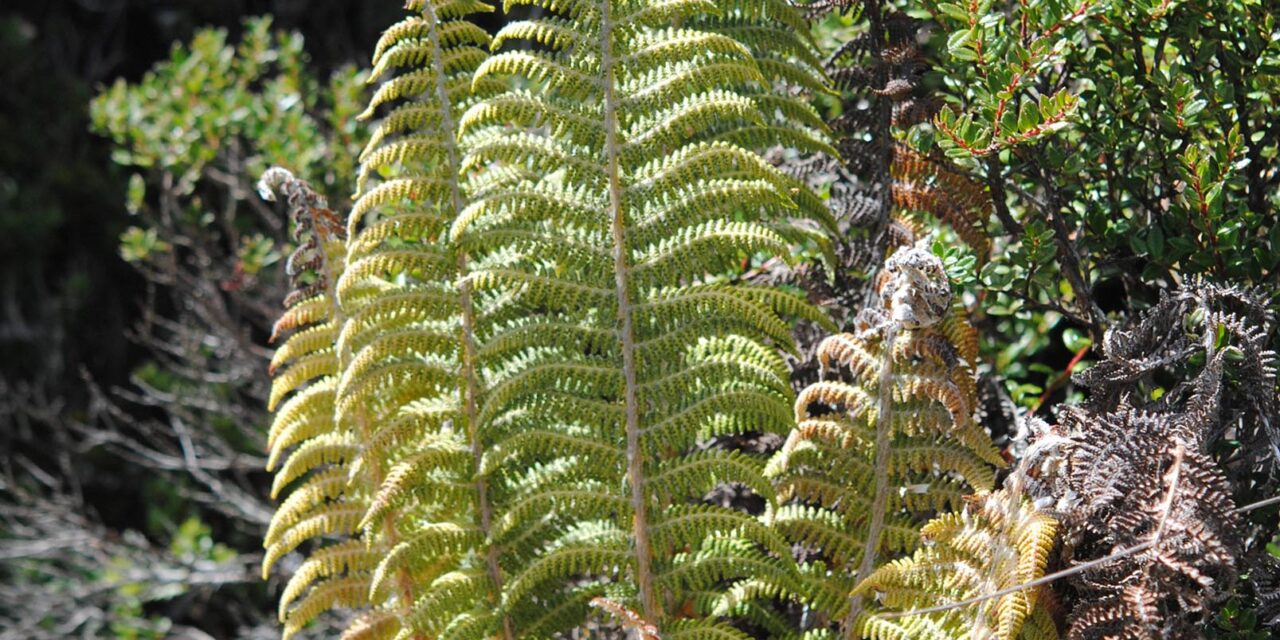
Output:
[1036,280,1275,639]
[258,167,347,319]
[1053,406,1239,639]
[1075,279,1278,461]
[890,144,991,257]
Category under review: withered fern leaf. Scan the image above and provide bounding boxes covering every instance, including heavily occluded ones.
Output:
[1042,281,1279,639]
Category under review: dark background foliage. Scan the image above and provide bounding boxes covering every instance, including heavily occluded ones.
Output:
[0,2,399,637]
[1,0,394,402]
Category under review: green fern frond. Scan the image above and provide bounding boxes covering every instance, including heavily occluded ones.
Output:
[266,381,337,471]
[335,1,512,639]
[368,522,484,601]
[451,0,831,634]
[690,0,837,160]
[263,502,367,582]
[260,0,508,638]
[258,168,389,640]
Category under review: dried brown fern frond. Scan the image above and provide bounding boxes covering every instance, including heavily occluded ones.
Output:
[1249,554,1280,631]
[761,8,925,332]
[1075,280,1278,462]
[258,167,347,344]
[891,144,991,257]
[1037,281,1278,639]
[1052,407,1239,639]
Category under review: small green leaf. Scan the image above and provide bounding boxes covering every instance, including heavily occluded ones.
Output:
[947,28,974,55]
[126,173,146,216]
[1063,328,1092,352]
[937,3,971,22]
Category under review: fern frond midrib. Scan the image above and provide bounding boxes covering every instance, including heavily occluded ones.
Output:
[845,321,898,637]
[337,292,417,618]
[598,0,659,622]
[421,3,511,638]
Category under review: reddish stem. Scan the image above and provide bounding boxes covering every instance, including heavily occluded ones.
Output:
[1033,343,1091,412]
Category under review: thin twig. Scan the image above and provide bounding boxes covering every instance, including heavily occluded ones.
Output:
[985,158,1024,237]
[1032,344,1092,412]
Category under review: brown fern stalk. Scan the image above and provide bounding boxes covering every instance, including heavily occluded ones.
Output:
[598,0,658,621]
[843,320,898,634]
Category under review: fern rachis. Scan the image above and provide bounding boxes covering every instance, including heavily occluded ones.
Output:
[843,319,896,631]
[598,0,658,619]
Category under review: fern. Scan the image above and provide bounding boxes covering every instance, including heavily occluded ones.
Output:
[335,2,516,639]
[764,241,1006,638]
[451,0,834,635]
[260,1,509,638]
[1038,281,1273,639]
[856,487,1058,640]
[257,168,390,639]
[1052,410,1238,639]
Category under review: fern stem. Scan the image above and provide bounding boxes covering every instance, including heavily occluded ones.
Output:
[845,3,905,629]
[380,510,419,631]
[599,0,658,623]
[422,3,512,637]
[844,323,898,636]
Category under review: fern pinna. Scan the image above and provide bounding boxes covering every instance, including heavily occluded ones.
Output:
[764,241,1008,639]
[258,168,383,639]
[453,0,833,635]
